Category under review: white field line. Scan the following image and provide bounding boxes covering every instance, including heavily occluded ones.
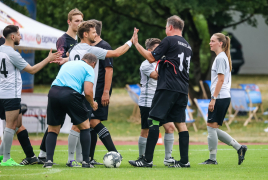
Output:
[9,148,268,152]
[0,168,61,177]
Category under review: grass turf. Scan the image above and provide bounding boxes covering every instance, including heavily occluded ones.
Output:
[1,145,268,179]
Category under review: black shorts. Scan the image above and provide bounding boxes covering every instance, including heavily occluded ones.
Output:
[208,98,231,126]
[149,89,188,123]
[0,98,21,120]
[91,97,109,121]
[47,86,91,126]
[139,106,150,129]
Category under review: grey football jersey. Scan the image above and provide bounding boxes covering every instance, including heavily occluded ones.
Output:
[69,43,108,97]
[0,45,28,99]
[138,60,157,107]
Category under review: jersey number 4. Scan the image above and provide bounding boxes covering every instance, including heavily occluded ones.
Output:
[0,58,8,78]
[178,52,191,73]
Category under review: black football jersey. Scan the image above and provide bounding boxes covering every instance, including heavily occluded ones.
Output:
[56,33,77,58]
[152,35,192,94]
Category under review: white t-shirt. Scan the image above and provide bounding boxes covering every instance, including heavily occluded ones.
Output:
[138,60,157,107]
[210,52,231,99]
[0,45,28,99]
[69,43,108,97]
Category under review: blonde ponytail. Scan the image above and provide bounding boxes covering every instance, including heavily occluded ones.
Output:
[213,33,232,72]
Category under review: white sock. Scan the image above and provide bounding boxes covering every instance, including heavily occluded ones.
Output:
[39,150,47,158]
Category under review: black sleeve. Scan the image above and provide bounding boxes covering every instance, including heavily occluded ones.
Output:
[56,37,67,57]
[100,43,113,68]
[151,37,169,61]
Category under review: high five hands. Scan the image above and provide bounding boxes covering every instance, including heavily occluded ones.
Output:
[131,27,139,45]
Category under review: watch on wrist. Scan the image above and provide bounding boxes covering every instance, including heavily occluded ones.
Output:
[211,96,216,100]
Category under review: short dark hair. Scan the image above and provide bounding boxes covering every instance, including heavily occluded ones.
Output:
[88,19,102,36]
[167,15,184,31]
[77,21,96,39]
[3,25,19,38]
[82,53,98,64]
[145,38,161,50]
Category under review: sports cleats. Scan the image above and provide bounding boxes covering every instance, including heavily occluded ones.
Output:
[38,156,46,164]
[43,160,53,168]
[89,159,103,165]
[238,145,247,165]
[82,161,95,168]
[199,159,218,165]
[169,160,190,168]
[20,156,38,165]
[128,156,153,168]
[1,158,24,166]
[0,155,3,162]
[66,160,82,167]
[164,157,175,166]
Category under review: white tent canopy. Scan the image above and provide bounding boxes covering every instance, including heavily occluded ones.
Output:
[0,2,64,50]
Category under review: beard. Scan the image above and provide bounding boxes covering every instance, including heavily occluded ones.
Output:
[90,39,96,43]
[14,40,20,45]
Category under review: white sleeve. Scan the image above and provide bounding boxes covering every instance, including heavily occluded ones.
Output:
[89,47,108,60]
[10,51,28,71]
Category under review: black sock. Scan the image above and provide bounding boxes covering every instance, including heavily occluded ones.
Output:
[89,128,97,160]
[40,128,48,153]
[17,129,35,158]
[144,125,159,162]
[80,129,91,163]
[179,131,189,164]
[46,132,58,162]
[94,123,117,152]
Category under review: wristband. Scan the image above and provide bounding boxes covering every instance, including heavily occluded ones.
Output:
[125,40,132,48]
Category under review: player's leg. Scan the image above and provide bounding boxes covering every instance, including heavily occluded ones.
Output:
[38,128,48,163]
[162,122,175,166]
[167,93,190,168]
[66,125,82,167]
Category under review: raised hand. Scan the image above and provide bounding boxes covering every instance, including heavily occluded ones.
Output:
[47,49,63,62]
[132,27,139,45]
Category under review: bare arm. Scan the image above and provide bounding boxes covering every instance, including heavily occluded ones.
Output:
[84,81,98,111]
[149,71,158,80]
[208,74,224,112]
[106,43,131,58]
[23,49,61,75]
[101,67,113,106]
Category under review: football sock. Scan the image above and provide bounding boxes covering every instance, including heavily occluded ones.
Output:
[145,119,159,162]
[89,128,98,160]
[76,136,82,163]
[17,129,35,158]
[39,150,46,158]
[216,128,242,150]
[80,129,91,163]
[3,128,15,162]
[94,123,117,152]
[179,131,189,164]
[0,134,4,155]
[207,126,218,161]
[68,130,79,163]
[40,128,48,153]
[46,132,58,162]
[138,136,147,158]
[164,133,174,159]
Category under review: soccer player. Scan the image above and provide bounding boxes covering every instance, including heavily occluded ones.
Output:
[199,33,247,165]
[129,15,191,168]
[43,53,98,168]
[55,20,133,166]
[87,19,116,165]
[0,25,60,166]
[38,8,84,165]
[128,38,176,166]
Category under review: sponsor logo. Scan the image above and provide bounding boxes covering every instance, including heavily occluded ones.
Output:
[0,10,23,28]
[23,33,36,43]
[42,35,57,44]
[36,34,41,44]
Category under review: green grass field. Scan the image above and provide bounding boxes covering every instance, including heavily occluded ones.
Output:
[1,145,268,179]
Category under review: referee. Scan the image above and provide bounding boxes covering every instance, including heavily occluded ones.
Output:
[43,53,98,168]
[129,15,191,168]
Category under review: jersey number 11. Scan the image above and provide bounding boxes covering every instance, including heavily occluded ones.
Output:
[178,52,191,73]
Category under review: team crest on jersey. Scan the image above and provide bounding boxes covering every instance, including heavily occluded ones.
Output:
[0,10,23,28]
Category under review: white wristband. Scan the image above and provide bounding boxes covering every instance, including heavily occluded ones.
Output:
[125,40,132,47]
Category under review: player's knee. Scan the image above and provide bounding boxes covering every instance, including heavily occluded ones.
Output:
[77,119,90,130]
[90,119,101,128]
[71,125,80,132]
[175,122,187,132]
[48,125,61,134]
[140,129,149,138]
[207,122,219,128]
[164,123,175,133]
[16,125,26,134]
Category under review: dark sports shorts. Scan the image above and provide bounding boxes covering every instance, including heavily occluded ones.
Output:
[208,98,231,126]
[47,86,92,126]
[149,89,188,123]
[139,106,150,129]
[90,96,109,121]
[0,98,21,120]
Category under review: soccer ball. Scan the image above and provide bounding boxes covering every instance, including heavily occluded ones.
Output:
[103,151,121,168]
